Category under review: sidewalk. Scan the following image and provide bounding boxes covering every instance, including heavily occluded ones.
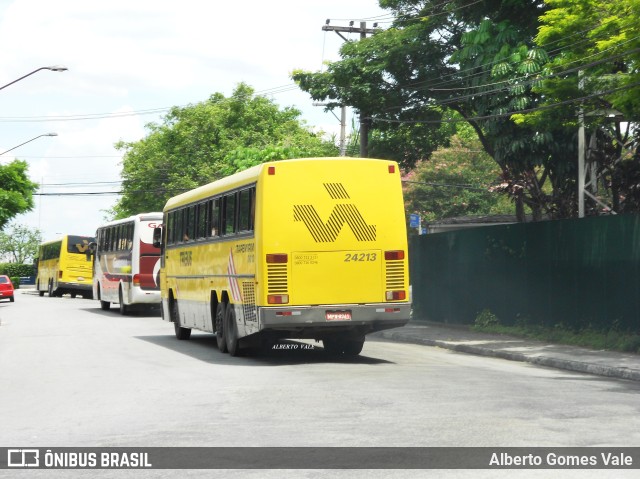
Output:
[373,321,640,382]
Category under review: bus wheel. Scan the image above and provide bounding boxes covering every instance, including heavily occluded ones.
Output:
[343,338,365,356]
[215,302,228,353]
[48,281,54,297]
[323,337,364,357]
[118,287,129,315]
[98,286,110,310]
[37,283,44,297]
[225,305,241,357]
[171,299,191,340]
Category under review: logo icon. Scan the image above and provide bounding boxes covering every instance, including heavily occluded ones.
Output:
[8,449,39,467]
[294,183,376,242]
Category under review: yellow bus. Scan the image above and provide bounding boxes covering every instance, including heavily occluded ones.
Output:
[36,235,94,298]
[154,157,410,356]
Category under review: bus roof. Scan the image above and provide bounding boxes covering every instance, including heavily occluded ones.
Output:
[163,157,397,211]
[95,212,163,230]
[39,234,94,246]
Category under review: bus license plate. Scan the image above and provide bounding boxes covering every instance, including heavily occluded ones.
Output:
[326,311,352,321]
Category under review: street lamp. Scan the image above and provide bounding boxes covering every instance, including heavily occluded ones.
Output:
[0,133,58,156]
[0,65,68,91]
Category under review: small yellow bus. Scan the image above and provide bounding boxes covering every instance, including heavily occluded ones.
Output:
[154,157,410,356]
[36,235,94,298]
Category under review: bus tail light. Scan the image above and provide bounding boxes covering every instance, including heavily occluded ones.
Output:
[58,271,63,279]
[268,166,276,175]
[268,294,289,304]
[133,274,140,286]
[266,253,288,263]
[386,290,406,301]
[384,250,405,261]
[276,310,301,317]
[388,164,395,174]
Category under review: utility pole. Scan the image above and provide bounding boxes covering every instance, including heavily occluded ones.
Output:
[322,20,376,157]
[313,102,347,156]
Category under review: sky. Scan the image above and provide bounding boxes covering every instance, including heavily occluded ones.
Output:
[0,0,390,243]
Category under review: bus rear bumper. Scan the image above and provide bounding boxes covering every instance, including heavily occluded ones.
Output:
[258,303,410,339]
[58,282,92,292]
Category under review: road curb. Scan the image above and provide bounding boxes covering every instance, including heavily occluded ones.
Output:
[377,330,640,383]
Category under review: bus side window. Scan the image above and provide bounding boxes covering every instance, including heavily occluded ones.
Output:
[238,188,253,232]
[196,202,208,240]
[223,193,237,236]
[186,206,196,242]
[167,211,176,245]
[175,209,184,243]
[210,198,220,237]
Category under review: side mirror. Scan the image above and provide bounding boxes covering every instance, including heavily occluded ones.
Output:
[153,226,163,249]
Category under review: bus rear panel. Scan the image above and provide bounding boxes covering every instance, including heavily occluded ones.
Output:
[255,158,409,340]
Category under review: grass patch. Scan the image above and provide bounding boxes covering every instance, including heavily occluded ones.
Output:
[472,312,640,354]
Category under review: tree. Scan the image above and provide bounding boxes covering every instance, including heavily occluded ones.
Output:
[293,1,587,221]
[0,223,42,264]
[404,134,513,222]
[0,160,38,229]
[513,0,640,215]
[113,83,339,217]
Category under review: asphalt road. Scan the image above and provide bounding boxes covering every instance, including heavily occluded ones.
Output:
[1,290,639,478]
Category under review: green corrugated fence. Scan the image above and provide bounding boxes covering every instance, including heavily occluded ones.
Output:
[409,214,640,332]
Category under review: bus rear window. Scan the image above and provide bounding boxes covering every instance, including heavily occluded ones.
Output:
[67,236,94,254]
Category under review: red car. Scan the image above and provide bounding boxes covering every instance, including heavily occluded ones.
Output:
[0,275,15,302]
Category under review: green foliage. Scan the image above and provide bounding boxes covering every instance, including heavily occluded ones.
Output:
[0,263,35,277]
[474,309,500,328]
[0,223,42,264]
[522,0,640,215]
[112,83,338,217]
[0,160,38,229]
[294,0,640,220]
[404,135,513,221]
[472,321,640,354]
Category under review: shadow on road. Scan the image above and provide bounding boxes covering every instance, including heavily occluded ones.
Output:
[135,333,393,367]
[79,307,161,318]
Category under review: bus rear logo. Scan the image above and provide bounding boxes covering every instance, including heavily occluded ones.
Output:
[293,184,376,242]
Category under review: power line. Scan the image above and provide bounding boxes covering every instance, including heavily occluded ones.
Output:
[0,83,302,123]
[370,80,640,124]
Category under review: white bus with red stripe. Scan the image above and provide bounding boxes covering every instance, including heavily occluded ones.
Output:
[91,213,163,314]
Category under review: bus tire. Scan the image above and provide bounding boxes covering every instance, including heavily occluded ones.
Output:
[97,286,110,310]
[343,338,365,356]
[225,304,241,357]
[48,281,54,297]
[323,337,364,357]
[322,338,343,356]
[37,283,44,297]
[118,287,129,315]
[171,299,191,340]
[215,302,228,353]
